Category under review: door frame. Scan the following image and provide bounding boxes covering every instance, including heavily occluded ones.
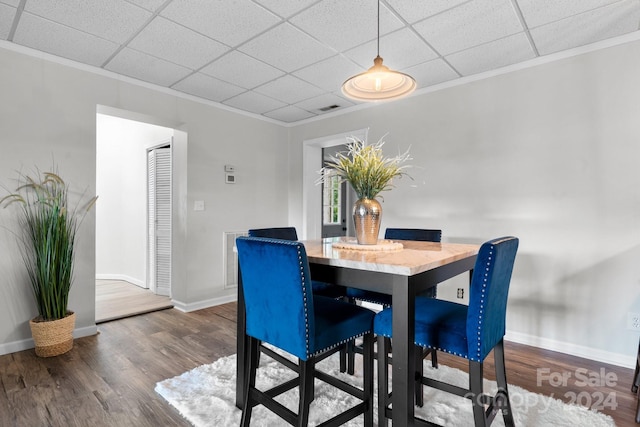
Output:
[301,128,368,240]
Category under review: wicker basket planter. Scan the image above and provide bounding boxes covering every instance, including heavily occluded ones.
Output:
[29,311,75,357]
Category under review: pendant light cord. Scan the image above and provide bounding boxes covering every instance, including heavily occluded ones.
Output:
[376,0,380,57]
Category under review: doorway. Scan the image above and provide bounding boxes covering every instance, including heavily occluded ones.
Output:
[95,111,182,322]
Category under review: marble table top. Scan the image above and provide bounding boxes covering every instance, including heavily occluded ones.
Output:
[301,237,480,276]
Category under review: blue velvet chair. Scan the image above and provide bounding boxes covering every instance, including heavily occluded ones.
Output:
[374,236,519,427]
[236,236,375,426]
[248,227,345,299]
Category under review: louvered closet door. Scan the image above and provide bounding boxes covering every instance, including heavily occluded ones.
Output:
[148,146,172,297]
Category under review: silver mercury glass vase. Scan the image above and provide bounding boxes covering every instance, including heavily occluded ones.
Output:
[353,198,382,245]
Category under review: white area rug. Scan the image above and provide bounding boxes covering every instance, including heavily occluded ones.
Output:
[156,351,616,427]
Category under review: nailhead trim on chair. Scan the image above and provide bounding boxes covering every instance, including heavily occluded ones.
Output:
[473,246,493,361]
[297,246,312,359]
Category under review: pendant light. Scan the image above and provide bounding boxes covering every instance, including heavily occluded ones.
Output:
[341,0,416,101]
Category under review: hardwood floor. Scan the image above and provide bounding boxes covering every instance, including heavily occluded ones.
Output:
[0,302,637,426]
[95,280,173,323]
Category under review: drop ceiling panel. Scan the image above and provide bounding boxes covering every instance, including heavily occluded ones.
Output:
[345,27,438,70]
[24,0,151,44]
[254,74,324,104]
[264,105,316,122]
[290,0,404,52]
[295,93,354,113]
[13,13,119,66]
[404,59,459,88]
[0,0,20,6]
[413,0,524,55]
[517,0,622,28]
[201,51,284,89]
[530,1,640,55]
[446,33,536,76]
[239,23,335,72]
[386,0,470,24]
[105,47,192,86]
[0,4,15,40]
[129,17,229,70]
[255,0,320,18]
[126,0,167,13]
[293,55,363,92]
[161,0,281,47]
[172,72,246,102]
[223,90,286,115]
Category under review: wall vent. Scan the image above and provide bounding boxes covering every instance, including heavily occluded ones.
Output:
[223,231,248,289]
[318,104,340,112]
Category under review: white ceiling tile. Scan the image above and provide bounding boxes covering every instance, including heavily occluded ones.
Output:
[161,0,281,47]
[290,0,404,52]
[386,0,469,24]
[263,105,316,123]
[254,75,324,104]
[13,13,119,66]
[105,47,192,86]
[125,0,167,12]
[172,72,245,102]
[344,27,438,70]
[0,0,19,7]
[413,0,523,55]
[530,1,640,55]
[517,0,622,28]
[129,17,229,70]
[295,93,354,113]
[404,59,459,88]
[223,91,286,115]
[446,33,536,76]
[0,4,15,40]
[293,55,362,92]
[254,0,319,18]
[239,23,335,72]
[201,51,284,89]
[24,0,151,44]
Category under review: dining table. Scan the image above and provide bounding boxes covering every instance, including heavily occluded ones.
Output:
[235,236,480,426]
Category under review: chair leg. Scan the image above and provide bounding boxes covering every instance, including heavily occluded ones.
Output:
[339,343,347,373]
[240,336,259,427]
[415,345,424,407]
[377,336,391,427]
[633,339,640,393]
[362,332,374,427]
[494,340,515,427]
[297,359,315,427]
[431,349,438,368]
[469,361,487,427]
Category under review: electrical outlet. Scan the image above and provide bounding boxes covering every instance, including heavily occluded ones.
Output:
[627,312,640,331]
[457,288,464,299]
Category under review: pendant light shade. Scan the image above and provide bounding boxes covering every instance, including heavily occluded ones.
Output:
[341,1,416,101]
[341,55,416,101]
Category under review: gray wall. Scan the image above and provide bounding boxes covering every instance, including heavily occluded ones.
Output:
[0,45,288,354]
[288,39,640,366]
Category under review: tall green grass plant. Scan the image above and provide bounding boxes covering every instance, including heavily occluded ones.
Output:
[1,170,97,321]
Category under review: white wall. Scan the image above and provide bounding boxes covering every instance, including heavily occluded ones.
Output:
[0,44,289,354]
[96,114,174,287]
[288,39,640,367]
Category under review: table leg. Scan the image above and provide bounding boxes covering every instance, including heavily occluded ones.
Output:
[392,275,416,426]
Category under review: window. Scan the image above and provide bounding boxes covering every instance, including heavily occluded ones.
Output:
[322,169,341,225]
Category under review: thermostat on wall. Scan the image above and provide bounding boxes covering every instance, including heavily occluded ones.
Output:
[225,173,236,184]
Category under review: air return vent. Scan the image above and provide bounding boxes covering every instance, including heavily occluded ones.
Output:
[318,104,340,112]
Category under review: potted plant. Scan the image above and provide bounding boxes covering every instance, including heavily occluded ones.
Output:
[1,168,97,357]
[319,135,411,244]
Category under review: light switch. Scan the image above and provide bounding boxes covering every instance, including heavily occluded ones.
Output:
[194,200,205,211]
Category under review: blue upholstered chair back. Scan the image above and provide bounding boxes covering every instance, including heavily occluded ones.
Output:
[236,236,314,360]
[248,227,298,241]
[467,236,519,361]
[384,228,442,242]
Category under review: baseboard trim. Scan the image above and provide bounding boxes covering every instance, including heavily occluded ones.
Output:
[171,294,237,313]
[0,324,99,356]
[506,330,635,369]
[96,274,145,288]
